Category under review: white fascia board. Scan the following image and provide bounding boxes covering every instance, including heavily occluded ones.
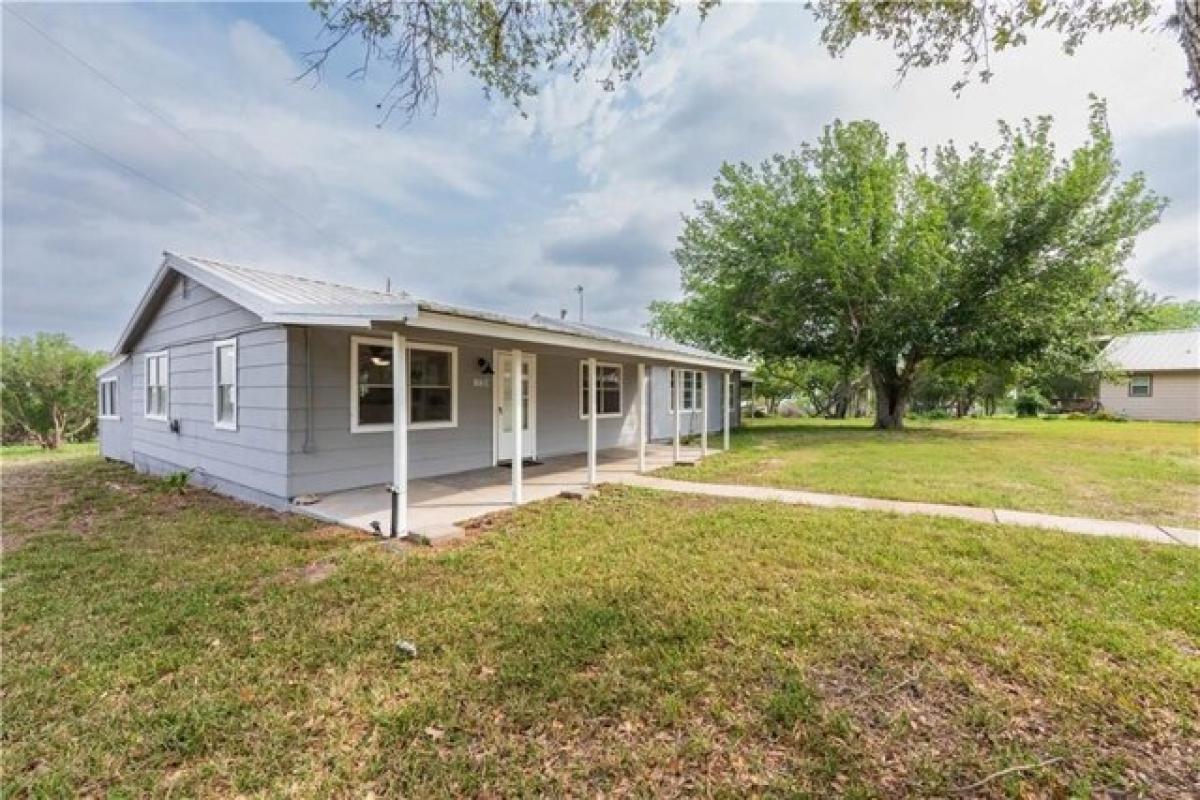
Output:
[95,354,129,377]
[408,311,751,370]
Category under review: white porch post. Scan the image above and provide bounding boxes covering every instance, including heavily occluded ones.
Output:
[511,348,523,504]
[636,363,646,473]
[390,331,408,537]
[723,372,731,451]
[672,368,681,463]
[700,371,709,457]
[587,356,598,484]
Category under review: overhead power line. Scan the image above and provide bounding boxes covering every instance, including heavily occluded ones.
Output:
[4,98,264,245]
[4,4,336,242]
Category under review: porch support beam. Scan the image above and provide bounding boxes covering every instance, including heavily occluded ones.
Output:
[390,331,408,537]
[636,363,646,473]
[700,371,709,457]
[587,357,598,485]
[723,372,731,451]
[511,348,523,504]
[672,368,681,463]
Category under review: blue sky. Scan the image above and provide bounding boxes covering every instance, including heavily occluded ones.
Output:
[3,2,1197,350]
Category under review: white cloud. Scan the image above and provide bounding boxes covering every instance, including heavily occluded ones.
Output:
[2,2,1195,351]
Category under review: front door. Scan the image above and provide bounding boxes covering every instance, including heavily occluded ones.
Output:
[496,351,535,463]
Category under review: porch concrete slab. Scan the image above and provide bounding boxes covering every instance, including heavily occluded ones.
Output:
[292,444,701,541]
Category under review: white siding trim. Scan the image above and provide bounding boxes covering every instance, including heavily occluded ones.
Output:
[98,376,120,420]
[578,360,623,419]
[143,350,170,422]
[350,335,459,433]
[212,337,238,431]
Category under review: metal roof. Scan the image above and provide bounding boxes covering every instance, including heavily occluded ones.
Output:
[528,314,743,366]
[114,253,750,369]
[1100,329,1200,372]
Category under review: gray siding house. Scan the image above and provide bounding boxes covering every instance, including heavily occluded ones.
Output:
[98,253,747,530]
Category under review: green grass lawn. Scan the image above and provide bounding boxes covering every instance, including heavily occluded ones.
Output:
[3,457,1197,797]
[659,417,1200,527]
[0,441,98,464]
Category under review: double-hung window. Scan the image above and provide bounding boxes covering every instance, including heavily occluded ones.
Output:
[213,338,238,429]
[351,336,458,432]
[1128,374,1152,398]
[669,368,704,413]
[579,362,622,418]
[99,377,119,420]
[144,351,169,420]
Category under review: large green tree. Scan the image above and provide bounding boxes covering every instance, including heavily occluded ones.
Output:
[650,102,1163,429]
[307,1,1196,120]
[0,333,107,449]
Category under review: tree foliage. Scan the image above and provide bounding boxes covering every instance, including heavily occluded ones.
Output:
[650,101,1164,428]
[305,0,712,121]
[808,1,1160,93]
[307,0,1197,120]
[749,357,866,417]
[1,333,108,449]
[1136,299,1200,330]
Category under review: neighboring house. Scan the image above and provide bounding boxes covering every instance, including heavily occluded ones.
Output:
[97,253,748,531]
[1097,329,1200,421]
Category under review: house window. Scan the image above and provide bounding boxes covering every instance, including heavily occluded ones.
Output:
[579,362,623,418]
[144,351,169,420]
[350,336,458,432]
[213,338,237,430]
[1129,374,1152,398]
[669,368,704,413]
[99,377,119,420]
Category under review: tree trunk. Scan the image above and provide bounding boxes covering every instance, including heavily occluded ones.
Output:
[870,367,911,430]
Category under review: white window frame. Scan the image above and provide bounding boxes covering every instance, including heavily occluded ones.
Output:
[213,338,238,431]
[143,350,169,421]
[668,368,705,414]
[578,361,624,419]
[350,335,458,433]
[98,377,119,420]
[1128,374,1152,398]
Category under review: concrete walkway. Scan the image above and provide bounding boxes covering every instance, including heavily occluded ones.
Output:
[616,474,1200,547]
[297,443,1197,547]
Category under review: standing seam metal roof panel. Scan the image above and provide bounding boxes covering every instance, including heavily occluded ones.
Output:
[1100,329,1200,371]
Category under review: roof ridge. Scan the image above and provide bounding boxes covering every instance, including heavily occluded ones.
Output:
[179,252,408,300]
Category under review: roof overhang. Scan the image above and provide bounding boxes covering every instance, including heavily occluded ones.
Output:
[112,254,418,355]
[406,310,751,370]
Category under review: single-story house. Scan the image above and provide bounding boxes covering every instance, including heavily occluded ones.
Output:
[1097,329,1200,421]
[97,252,749,534]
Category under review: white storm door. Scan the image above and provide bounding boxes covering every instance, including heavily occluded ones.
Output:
[496,351,535,462]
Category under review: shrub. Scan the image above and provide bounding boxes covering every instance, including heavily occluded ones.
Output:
[1014,389,1049,418]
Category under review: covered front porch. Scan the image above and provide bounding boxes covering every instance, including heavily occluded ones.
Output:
[293,443,703,541]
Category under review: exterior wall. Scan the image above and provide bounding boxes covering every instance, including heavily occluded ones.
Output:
[122,275,291,507]
[285,326,673,497]
[97,360,133,463]
[104,275,744,508]
[1099,371,1200,421]
[647,365,737,441]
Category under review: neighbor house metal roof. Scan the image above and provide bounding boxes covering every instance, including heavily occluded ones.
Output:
[1100,329,1200,372]
[114,252,750,370]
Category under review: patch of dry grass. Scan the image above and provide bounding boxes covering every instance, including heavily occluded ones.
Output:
[3,457,1197,797]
